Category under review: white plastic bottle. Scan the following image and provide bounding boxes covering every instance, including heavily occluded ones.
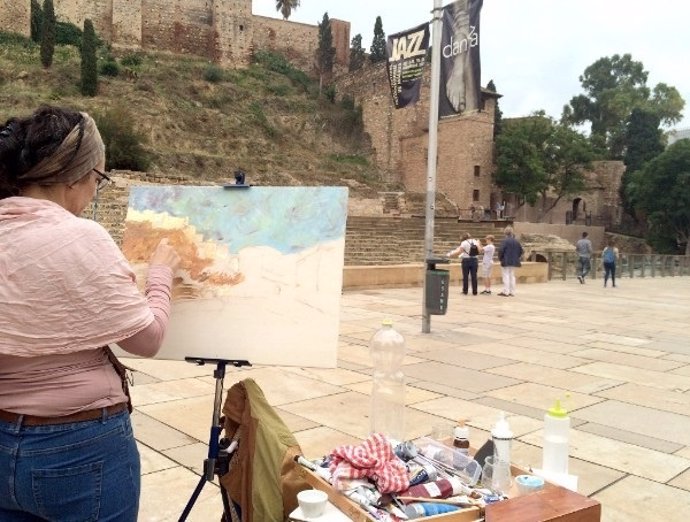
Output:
[542,399,570,476]
[370,319,406,441]
[491,411,513,464]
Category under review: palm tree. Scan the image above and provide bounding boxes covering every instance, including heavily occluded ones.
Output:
[276,0,300,20]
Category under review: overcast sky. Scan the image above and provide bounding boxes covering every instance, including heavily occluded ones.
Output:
[252,0,690,130]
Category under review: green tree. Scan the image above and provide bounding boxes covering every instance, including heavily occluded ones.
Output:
[317,12,335,94]
[626,140,690,254]
[349,33,365,72]
[494,113,593,218]
[94,106,151,171]
[275,0,299,20]
[486,79,502,138]
[619,108,666,224]
[30,0,42,43]
[39,0,56,68]
[370,16,386,63]
[80,19,98,96]
[563,54,685,159]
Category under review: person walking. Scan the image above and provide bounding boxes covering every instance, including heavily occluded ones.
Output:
[447,232,482,295]
[497,226,523,297]
[575,231,593,283]
[0,105,181,521]
[480,235,495,294]
[602,238,619,288]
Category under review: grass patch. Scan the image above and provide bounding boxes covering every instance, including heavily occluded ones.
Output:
[328,154,369,166]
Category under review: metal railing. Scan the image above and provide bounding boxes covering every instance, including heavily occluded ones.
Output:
[544,252,690,281]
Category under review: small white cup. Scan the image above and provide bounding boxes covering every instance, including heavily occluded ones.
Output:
[297,489,328,518]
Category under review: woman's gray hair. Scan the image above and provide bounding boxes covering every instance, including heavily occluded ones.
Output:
[504,226,514,236]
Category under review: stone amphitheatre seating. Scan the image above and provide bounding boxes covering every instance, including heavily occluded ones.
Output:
[344,215,507,266]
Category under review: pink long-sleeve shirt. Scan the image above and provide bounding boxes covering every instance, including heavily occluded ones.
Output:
[0,197,174,416]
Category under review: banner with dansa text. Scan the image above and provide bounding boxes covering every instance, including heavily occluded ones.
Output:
[439,0,483,119]
[386,22,430,109]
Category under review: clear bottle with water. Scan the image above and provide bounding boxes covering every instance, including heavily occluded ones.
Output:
[370,319,406,441]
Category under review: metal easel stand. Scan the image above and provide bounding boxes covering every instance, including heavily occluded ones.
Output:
[178,357,252,522]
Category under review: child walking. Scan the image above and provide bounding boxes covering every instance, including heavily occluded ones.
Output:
[480,235,495,294]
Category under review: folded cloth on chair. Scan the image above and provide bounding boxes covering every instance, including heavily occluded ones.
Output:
[329,433,410,494]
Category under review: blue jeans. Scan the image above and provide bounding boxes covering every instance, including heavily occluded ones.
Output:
[0,410,140,521]
[461,257,479,295]
[577,256,591,278]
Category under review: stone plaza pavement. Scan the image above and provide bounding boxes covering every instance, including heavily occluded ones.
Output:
[123,276,690,521]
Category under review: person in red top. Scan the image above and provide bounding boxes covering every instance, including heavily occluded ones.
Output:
[0,105,180,521]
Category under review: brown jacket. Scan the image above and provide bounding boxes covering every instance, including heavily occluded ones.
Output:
[221,378,309,521]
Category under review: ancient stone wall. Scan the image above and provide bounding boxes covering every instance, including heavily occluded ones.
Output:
[0,0,30,37]
[3,0,348,70]
[510,160,625,227]
[335,62,499,213]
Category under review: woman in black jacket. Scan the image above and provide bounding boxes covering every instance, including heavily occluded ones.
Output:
[497,226,523,297]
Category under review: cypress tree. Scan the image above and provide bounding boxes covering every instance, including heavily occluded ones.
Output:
[349,34,365,72]
[317,12,335,94]
[30,0,43,43]
[80,19,98,96]
[40,0,55,68]
[369,16,386,63]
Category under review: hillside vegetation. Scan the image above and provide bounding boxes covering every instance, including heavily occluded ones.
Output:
[0,32,392,196]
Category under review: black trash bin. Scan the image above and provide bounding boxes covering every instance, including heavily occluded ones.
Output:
[425,257,450,315]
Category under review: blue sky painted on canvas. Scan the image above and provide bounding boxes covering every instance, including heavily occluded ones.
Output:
[128,186,348,255]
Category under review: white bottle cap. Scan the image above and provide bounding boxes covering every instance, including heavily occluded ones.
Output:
[491,411,513,440]
[453,420,469,439]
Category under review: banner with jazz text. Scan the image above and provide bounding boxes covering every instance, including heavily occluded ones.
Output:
[386,22,430,109]
[439,0,483,119]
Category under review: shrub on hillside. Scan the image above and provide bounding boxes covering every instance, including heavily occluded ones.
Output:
[120,53,142,67]
[56,21,82,47]
[99,59,119,77]
[94,107,151,171]
[203,65,224,83]
[253,50,311,92]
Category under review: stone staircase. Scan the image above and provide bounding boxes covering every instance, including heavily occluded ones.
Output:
[345,216,507,265]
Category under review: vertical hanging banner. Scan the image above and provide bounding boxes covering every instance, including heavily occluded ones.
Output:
[439,0,483,119]
[386,23,430,109]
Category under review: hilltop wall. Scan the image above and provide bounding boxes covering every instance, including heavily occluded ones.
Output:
[0,0,349,69]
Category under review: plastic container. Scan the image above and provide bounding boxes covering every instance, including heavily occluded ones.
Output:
[542,399,570,475]
[415,437,481,486]
[369,319,406,441]
[491,411,513,465]
[453,419,470,455]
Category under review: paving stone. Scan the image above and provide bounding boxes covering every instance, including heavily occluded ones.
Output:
[404,361,522,393]
[595,382,690,417]
[569,348,684,372]
[572,361,690,393]
[488,362,622,394]
[593,475,690,522]
[572,400,690,446]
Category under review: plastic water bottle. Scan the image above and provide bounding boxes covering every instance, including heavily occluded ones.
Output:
[542,399,570,475]
[370,319,405,441]
[491,411,513,465]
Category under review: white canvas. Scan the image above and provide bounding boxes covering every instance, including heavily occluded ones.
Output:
[114,185,348,367]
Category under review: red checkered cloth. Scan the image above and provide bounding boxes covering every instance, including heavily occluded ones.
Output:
[328,433,410,494]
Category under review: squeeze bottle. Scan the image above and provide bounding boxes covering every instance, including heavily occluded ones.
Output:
[369,319,406,441]
[542,399,570,475]
[491,411,513,464]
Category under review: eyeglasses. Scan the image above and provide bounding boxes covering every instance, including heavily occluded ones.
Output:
[93,168,111,191]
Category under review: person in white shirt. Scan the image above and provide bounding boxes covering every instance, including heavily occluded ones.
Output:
[480,235,496,294]
[447,232,482,295]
